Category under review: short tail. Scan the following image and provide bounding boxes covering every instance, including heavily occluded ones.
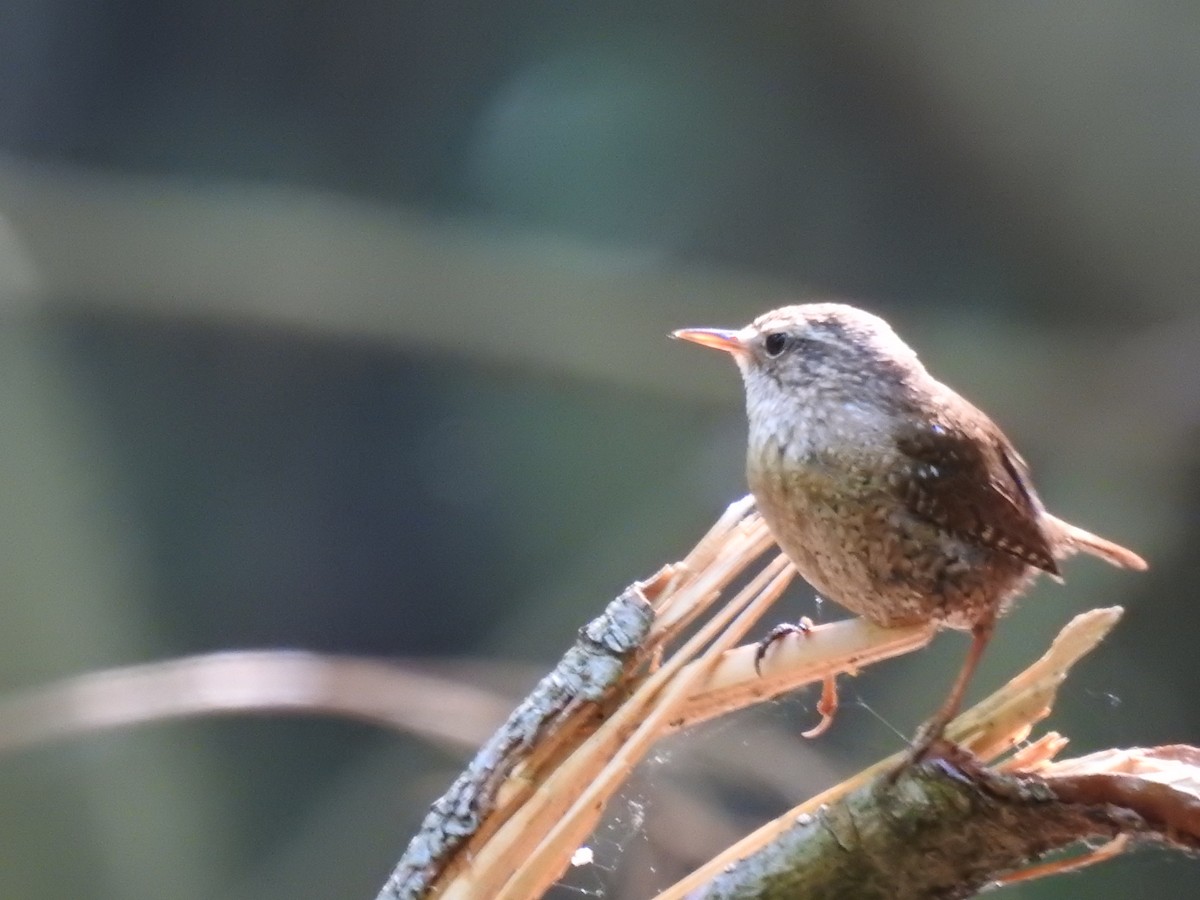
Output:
[1046,514,1148,571]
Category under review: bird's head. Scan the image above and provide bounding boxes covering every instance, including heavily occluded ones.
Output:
[672,303,925,430]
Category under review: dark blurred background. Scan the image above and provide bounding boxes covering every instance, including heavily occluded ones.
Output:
[0,2,1194,898]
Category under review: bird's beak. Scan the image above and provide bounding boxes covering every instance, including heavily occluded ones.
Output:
[670,327,746,355]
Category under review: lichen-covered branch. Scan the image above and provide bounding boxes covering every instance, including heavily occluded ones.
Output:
[376,586,655,900]
[378,497,775,899]
[694,745,1198,900]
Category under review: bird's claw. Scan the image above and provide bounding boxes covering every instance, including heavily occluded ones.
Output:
[884,717,954,783]
[753,615,815,675]
[753,616,839,738]
[907,718,945,766]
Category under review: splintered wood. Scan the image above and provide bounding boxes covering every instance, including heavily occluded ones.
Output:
[380,498,943,900]
[375,497,1179,900]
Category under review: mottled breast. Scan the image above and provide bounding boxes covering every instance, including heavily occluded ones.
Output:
[747,440,1034,629]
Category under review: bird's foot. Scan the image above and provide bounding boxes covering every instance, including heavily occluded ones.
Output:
[753,616,814,675]
[884,716,953,783]
[752,616,839,738]
[906,717,947,766]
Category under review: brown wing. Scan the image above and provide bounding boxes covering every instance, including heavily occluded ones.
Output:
[893,413,1060,576]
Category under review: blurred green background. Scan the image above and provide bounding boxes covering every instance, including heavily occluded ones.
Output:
[0,2,1193,898]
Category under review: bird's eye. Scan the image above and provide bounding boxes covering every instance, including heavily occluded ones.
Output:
[763,332,788,357]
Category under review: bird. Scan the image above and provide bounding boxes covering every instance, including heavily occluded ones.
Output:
[672,302,1147,761]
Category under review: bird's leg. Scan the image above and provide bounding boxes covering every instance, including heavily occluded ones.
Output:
[753,614,840,738]
[906,613,997,766]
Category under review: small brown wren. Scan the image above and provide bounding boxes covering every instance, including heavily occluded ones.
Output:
[672,303,1147,758]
